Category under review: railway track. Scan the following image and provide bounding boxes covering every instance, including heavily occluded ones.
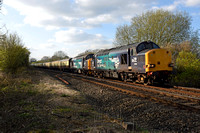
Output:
[107,79,200,99]
[45,69,200,113]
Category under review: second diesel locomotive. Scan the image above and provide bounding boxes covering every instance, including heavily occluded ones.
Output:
[34,41,173,85]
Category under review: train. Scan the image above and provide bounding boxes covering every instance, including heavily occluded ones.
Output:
[33,41,173,85]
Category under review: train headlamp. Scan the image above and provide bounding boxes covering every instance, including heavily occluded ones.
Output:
[149,64,155,68]
[146,64,155,68]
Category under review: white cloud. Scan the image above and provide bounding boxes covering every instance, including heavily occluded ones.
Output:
[40,43,56,49]
[1,7,8,15]
[5,0,157,29]
[191,12,200,16]
[29,43,56,50]
[152,1,182,11]
[162,4,178,11]
[85,14,116,25]
[152,0,200,12]
[35,29,113,58]
[184,0,200,7]
[5,0,54,28]
[53,29,113,57]
[55,28,111,46]
[28,42,59,60]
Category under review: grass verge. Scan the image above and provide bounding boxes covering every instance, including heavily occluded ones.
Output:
[0,69,126,132]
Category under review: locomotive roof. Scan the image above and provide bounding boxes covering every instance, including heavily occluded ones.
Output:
[74,53,94,59]
[96,42,140,55]
[96,41,159,55]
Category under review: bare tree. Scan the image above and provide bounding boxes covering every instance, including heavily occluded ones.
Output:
[51,51,69,61]
[114,9,195,47]
[113,24,135,46]
[133,10,191,46]
[190,30,200,56]
[41,56,51,62]
[77,49,104,57]
[30,58,37,63]
[0,0,7,40]
[0,0,2,10]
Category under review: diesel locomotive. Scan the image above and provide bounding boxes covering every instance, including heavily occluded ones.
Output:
[34,41,173,85]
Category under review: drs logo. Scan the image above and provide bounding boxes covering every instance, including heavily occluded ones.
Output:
[132,57,137,62]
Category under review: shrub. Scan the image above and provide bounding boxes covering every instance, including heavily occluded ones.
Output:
[0,33,30,74]
[174,51,200,87]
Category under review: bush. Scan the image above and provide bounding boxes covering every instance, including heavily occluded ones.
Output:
[174,51,200,87]
[0,33,30,74]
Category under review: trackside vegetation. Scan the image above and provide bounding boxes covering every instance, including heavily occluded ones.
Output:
[174,51,200,87]
[0,33,30,74]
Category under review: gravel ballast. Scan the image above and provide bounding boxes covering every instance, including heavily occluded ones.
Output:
[62,73,200,132]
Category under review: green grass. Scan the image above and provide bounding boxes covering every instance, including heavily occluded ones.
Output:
[53,107,73,113]
[61,94,70,97]
[18,112,31,118]
[27,89,38,96]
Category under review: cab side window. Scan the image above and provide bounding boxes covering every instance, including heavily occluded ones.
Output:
[153,43,160,48]
[131,49,136,56]
[137,44,145,53]
[121,54,127,64]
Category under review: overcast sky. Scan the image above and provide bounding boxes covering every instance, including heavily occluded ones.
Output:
[1,0,200,60]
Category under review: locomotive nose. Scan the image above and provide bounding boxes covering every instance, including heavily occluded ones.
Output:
[145,49,173,72]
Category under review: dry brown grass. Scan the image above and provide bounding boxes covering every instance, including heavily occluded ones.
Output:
[0,69,125,133]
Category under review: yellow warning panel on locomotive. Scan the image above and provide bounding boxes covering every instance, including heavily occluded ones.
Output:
[145,49,173,72]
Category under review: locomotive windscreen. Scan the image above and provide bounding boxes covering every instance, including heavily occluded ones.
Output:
[136,41,160,53]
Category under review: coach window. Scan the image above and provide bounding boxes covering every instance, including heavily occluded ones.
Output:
[121,54,127,64]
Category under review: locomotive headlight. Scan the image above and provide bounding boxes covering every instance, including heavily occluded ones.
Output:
[168,63,174,67]
[147,64,155,68]
[149,64,155,68]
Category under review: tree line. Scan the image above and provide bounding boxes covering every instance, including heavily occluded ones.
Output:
[32,51,69,63]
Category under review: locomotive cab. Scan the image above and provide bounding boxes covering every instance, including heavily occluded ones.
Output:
[126,41,160,74]
[145,48,173,84]
[83,54,95,75]
[132,41,173,84]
